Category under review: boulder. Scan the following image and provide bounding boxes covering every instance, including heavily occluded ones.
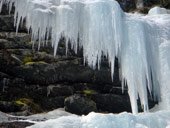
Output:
[64,95,97,115]
[91,94,131,113]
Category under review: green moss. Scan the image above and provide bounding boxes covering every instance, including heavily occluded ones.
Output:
[41,51,47,54]
[27,40,32,44]
[83,90,97,94]
[13,98,43,113]
[24,56,33,63]
[11,61,15,65]
[14,100,26,107]
[24,61,47,66]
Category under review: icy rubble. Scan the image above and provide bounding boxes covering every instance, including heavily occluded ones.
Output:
[1,0,170,114]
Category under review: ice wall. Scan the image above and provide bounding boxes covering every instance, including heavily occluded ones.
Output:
[1,0,170,114]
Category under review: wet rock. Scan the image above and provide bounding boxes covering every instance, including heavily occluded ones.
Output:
[64,95,97,115]
[91,94,131,113]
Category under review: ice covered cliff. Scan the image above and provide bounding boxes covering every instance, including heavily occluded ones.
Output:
[1,0,170,114]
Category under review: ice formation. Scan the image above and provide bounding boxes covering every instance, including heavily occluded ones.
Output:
[1,0,170,114]
[26,111,170,128]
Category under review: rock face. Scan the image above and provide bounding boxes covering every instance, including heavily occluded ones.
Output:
[0,3,159,118]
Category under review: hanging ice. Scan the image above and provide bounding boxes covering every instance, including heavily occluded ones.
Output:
[1,0,170,114]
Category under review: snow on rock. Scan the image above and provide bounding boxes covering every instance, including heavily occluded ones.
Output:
[27,111,170,128]
[1,0,170,114]
[148,6,170,15]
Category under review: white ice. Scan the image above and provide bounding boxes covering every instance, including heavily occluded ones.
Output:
[1,109,170,128]
[27,111,170,128]
[1,0,170,115]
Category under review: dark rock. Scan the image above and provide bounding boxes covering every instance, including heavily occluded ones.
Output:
[0,4,15,15]
[0,72,10,79]
[0,101,24,113]
[0,121,34,128]
[117,0,136,12]
[0,15,27,32]
[0,32,31,45]
[8,63,57,85]
[64,95,97,115]
[32,52,61,63]
[0,52,22,66]
[0,77,10,92]
[6,49,33,56]
[6,61,95,85]
[72,83,98,92]
[0,39,15,49]
[35,85,74,97]
[94,68,112,84]
[0,72,25,92]
[94,58,120,85]
[56,63,94,83]
[35,96,65,110]
[102,85,128,95]
[46,85,74,97]
[91,94,131,113]
[0,15,15,32]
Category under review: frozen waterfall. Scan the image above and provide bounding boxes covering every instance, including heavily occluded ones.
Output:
[1,0,170,114]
